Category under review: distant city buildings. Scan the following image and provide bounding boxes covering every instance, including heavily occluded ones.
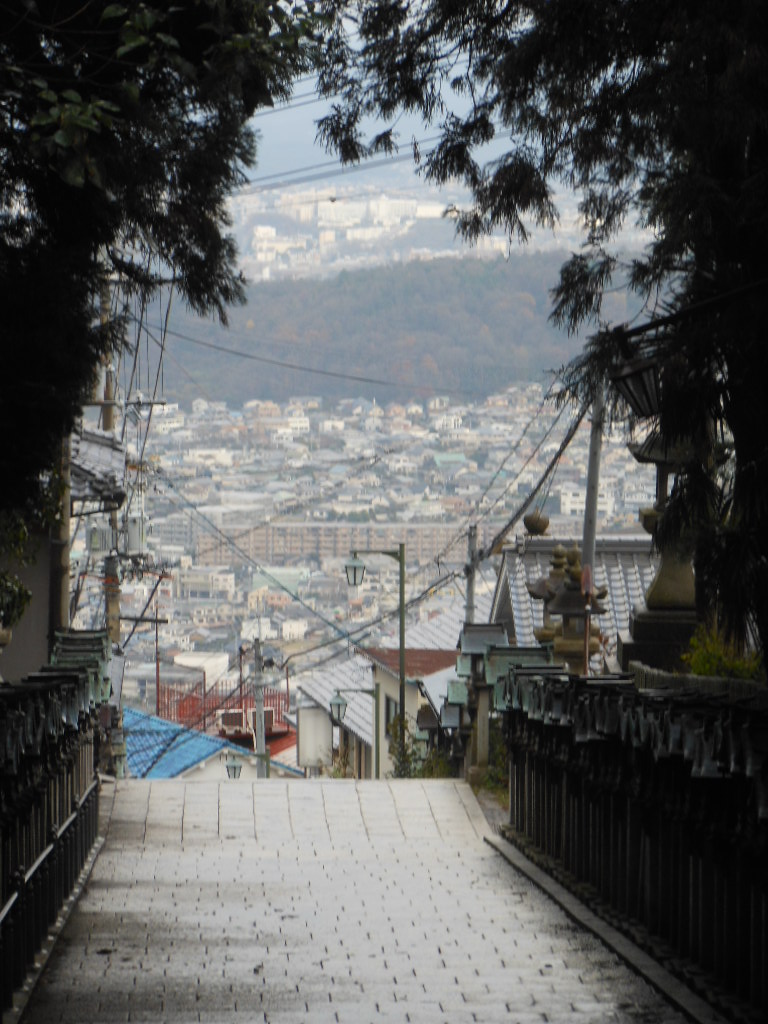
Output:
[228,184,510,280]
[73,383,654,713]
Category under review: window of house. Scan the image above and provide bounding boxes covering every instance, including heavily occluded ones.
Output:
[385,696,399,736]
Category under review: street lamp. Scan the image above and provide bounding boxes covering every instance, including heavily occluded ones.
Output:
[329,685,381,779]
[609,353,661,417]
[344,555,366,587]
[345,543,406,776]
[329,690,347,726]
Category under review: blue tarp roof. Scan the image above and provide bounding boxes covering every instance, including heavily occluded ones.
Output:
[123,707,237,779]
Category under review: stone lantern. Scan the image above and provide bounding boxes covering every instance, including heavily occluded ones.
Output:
[527,543,568,647]
[548,545,606,676]
[610,353,699,671]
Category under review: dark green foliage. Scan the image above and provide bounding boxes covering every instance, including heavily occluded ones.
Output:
[316,0,768,658]
[420,745,452,778]
[485,717,507,793]
[1,0,316,513]
[0,575,29,630]
[0,492,61,627]
[387,714,420,778]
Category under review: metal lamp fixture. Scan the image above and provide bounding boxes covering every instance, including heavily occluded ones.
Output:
[225,752,242,779]
[610,355,661,418]
[344,553,366,587]
[326,685,381,779]
[329,690,348,726]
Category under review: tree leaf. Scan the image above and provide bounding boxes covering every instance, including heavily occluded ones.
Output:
[60,159,85,187]
[53,127,75,147]
[116,34,148,58]
[100,4,128,20]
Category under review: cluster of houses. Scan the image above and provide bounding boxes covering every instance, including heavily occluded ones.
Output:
[72,383,657,724]
[2,378,766,1019]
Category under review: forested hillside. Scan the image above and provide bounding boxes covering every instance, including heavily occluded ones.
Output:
[162,252,627,407]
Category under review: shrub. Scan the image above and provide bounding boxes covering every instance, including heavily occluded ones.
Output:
[683,626,764,681]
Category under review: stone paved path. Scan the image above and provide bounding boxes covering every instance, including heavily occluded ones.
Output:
[21,779,695,1023]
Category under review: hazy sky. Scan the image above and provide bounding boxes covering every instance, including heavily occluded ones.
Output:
[243,82,651,265]
[249,84,457,195]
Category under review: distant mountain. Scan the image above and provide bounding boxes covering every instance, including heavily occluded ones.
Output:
[161,252,631,408]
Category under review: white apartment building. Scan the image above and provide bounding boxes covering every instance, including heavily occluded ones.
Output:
[559,483,616,519]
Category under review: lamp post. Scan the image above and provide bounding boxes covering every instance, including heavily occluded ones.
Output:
[345,543,406,776]
[224,751,242,779]
[329,690,347,726]
[329,685,381,779]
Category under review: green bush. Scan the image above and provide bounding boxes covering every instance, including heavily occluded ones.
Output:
[683,626,764,681]
[486,717,508,791]
[420,747,452,778]
[0,573,30,629]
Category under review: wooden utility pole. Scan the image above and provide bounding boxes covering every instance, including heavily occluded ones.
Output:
[254,637,267,779]
[582,385,605,575]
[581,385,605,675]
[465,524,477,624]
[101,285,121,647]
[49,436,71,645]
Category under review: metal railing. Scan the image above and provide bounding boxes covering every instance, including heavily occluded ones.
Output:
[0,778,99,1011]
[504,675,768,1017]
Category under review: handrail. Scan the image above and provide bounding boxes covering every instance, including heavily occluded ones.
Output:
[76,777,99,807]
[23,844,55,887]
[0,892,18,929]
[0,674,100,1014]
[58,809,77,836]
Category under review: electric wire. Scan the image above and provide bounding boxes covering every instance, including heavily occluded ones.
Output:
[132,317,544,555]
[432,399,569,567]
[121,403,587,761]
[474,405,569,525]
[130,312,485,399]
[479,404,588,560]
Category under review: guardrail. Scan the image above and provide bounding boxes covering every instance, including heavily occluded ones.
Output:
[503,672,768,1018]
[1,666,103,1014]
[0,777,99,1012]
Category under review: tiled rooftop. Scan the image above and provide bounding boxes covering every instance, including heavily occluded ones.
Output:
[123,707,238,778]
[491,535,658,665]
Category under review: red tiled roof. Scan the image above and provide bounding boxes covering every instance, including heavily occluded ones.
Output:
[364,647,457,679]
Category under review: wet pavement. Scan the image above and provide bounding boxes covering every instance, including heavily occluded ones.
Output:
[17,778,723,1023]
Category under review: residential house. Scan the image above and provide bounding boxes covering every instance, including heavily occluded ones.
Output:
[296,646,457,778]
[123,707,300,779]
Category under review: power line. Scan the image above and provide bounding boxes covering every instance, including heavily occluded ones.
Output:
[130,313,485,399]
[433,392,561,565]
[240,120,508,194]
[480,404,588,559]
[252,93,328,117]
[147,460,468,668]
[124,403,587,762]
[136,316,477,543]
[241,132,444,189]
[473,404,569,526]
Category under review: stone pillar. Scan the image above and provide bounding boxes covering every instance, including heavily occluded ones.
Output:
[618,434,698,671]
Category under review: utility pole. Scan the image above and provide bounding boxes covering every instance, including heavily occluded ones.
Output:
[155,599,161,715]
[581,384,605,675]
[253,636,267,779]
[582,384,605,576]
[465,524,477,624]
[101,283,121,647]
